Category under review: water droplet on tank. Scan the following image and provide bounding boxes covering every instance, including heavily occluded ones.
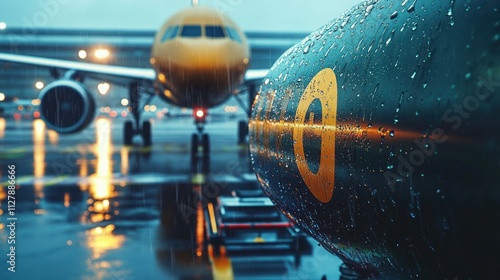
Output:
[386,37,392,46]
[389,130,395,137]
[303,44,311,54]
[411,22,418,31]
[387,164,394,169]
[365,5,374,16]
[264,78,270,85]
[465,72,471,79]
[407,3,416,13]
[390,11,398,19]
[411,71,417,79]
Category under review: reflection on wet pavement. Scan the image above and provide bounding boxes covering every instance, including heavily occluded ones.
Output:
[0,118,341,279]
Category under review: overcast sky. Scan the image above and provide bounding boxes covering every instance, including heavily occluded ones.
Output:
[0,0,363,33]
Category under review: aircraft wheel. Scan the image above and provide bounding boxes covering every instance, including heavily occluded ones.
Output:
[191,133,199,163]
[142,120,152,146]
[202,133,210,159]
[238,120,248,144]
[124,121,133,146]
[202,134,210,172]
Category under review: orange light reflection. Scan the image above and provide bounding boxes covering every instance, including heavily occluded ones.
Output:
[196,201,205,257]
[0,118,5,138]
[33,119,46,199]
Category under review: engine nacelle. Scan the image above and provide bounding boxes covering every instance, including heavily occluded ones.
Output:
[39,79,95,134]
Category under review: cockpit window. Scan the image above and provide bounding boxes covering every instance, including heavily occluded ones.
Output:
[181,25,202,37]
[225,26,242,43]
[161,25,179,42]
[205,25,225,38]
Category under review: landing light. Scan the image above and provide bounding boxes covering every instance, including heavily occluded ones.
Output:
[120,98,129,106]
[78,50,87,59]
[0,22,6,30]
[97,83,110,95]
[0,92,5,102]
[35,81,45,90]
[95,49,110,59]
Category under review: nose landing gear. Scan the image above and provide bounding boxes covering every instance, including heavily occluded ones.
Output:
[191,109,210,172]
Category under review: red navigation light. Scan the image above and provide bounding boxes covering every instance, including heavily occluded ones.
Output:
[195,109,205,119]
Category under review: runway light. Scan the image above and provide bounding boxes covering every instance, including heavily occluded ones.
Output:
[0,22,6,30]
[97,82,110,95]
[120,98,129,106]
[144,105,150,112]
[35,81,45,90]
[95,48,110,59]
[150,105,157,112]
[0,92,5,101]
[78,50,87,59]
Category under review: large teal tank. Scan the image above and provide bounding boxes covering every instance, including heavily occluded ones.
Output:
[250,0,500,278]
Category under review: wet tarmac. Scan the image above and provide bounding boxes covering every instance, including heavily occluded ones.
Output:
[0,115,342,280]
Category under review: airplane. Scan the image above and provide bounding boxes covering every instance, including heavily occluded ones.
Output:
[249,0,500,278]
[0,1,268,161]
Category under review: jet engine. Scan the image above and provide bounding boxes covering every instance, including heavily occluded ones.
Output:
[39,79,95,133]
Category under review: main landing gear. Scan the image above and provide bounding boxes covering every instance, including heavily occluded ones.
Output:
[191,109,210,171]
[233,83,258,144]
[123,82,153,146]
[237,120,248,144]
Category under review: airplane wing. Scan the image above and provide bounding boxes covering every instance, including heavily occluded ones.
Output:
[0,52,268,84]
[0,52,156,82]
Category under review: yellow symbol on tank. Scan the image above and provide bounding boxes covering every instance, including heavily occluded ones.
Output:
[293,68,337,203]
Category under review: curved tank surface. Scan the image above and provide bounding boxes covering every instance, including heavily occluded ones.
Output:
[250,0,500,278]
